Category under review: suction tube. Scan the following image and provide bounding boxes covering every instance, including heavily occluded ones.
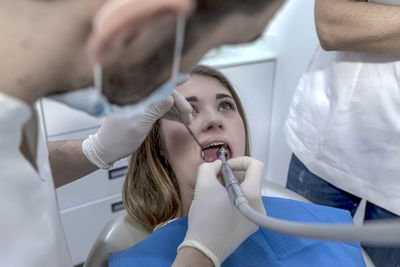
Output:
[217,147,400,245]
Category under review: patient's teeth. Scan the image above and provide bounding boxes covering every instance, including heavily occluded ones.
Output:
[203,141,226,149]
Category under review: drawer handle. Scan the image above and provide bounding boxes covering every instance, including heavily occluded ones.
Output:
[111,201,125,213]
[108,166,128,180]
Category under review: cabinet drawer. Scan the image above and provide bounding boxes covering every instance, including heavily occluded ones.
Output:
[60,195,125,265]
[56,159,128,211]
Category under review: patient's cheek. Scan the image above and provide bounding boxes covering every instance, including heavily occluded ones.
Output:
[161,121,193,158]
[172,130,191,147]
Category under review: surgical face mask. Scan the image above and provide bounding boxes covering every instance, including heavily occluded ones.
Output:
[48,71,188,119]
[49,15,187,119]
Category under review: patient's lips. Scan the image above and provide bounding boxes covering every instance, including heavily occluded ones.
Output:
[201,138,232,162]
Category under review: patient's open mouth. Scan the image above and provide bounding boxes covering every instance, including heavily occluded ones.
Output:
[201,141,232,162]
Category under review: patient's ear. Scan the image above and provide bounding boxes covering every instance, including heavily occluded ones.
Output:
[160,146,165,157]
[159,139,171,168]
[157,122,167,158]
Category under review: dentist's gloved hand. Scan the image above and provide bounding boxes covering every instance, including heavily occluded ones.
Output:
[82,90,192,169]
[178,157,266,267]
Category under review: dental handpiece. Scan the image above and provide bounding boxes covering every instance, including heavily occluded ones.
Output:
[217,147,249,208]
[216,148,400,245]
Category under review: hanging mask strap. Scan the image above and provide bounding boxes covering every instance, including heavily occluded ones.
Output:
[171,15,186,82]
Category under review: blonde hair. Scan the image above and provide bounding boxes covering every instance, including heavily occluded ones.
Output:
[123,65,250,233]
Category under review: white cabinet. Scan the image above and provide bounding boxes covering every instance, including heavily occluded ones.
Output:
[39,98,103,138]
[60,194,125,265]
[56,158,127,211]
[38,57,276,266]
[44,127,129,211]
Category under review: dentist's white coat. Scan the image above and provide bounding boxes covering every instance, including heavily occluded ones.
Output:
[0,93,72,267]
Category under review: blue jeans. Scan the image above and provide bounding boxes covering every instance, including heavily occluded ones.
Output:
[286,154,400,267]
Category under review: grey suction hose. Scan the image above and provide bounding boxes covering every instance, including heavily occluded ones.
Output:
[217,147,400,245]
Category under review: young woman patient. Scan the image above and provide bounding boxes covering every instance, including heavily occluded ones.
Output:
[109,65,366,266]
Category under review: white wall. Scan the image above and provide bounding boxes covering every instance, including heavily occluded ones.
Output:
[264,0,319,185]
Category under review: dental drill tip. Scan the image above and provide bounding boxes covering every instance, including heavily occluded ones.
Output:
[218,147,227,161]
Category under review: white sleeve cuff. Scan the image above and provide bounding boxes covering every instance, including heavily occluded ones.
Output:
[82,135,113,169]
[177,240,221,267]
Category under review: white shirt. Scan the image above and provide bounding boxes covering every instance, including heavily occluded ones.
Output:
[0,93,72,266]
[284,47,400,215]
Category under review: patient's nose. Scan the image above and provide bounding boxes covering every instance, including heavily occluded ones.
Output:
[200,109,225,133]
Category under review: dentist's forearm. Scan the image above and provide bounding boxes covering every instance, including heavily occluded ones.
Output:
[47,140,98,188]
[315,0,400,54]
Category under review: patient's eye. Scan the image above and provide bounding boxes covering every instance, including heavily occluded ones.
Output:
[191,104,199,115]
[218,101,235,112]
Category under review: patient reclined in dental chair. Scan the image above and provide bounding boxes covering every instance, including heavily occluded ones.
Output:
[83,181,374,267]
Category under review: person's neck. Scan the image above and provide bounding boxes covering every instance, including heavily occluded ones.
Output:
[179,184,196,217]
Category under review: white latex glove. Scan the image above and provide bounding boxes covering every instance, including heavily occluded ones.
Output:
[178,157,266,267]
[82,90,192,169]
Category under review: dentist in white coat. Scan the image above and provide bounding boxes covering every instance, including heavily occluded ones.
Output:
[0,0,273,266]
